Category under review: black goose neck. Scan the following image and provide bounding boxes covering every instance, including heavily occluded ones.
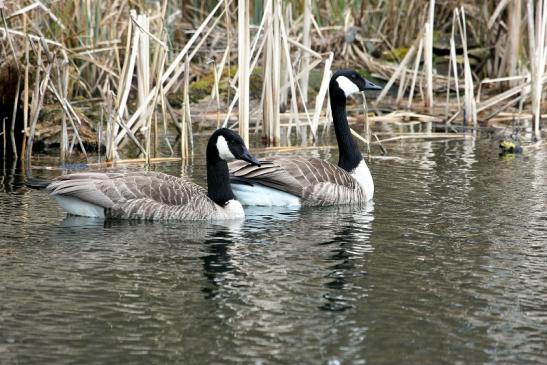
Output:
[329,87,363,172]
[206,140,235,206]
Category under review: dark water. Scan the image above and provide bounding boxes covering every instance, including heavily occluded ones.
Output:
[1,138,546,364]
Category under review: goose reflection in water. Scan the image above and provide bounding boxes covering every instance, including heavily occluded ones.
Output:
[201,206,300,299]
[199,203,374,315]
[306,204,374,312]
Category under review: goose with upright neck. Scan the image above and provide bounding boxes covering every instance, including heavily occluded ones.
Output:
[27,128,261,220]
[229,69,382,207]
[330,69,381,197]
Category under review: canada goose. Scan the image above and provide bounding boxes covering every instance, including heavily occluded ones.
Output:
[27,128,260,220]
[229,69,382,207]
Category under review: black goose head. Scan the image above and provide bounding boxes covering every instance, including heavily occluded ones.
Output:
[206,128,260,206]
[208,128,261,166]
[329,69,382,100]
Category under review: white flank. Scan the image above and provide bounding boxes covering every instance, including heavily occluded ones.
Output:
[221,199,245,219]
[231,183,302,207]
[53,195,106,218]
[336,76,360,97]
[350,160,374,201]
[216,135,236,161]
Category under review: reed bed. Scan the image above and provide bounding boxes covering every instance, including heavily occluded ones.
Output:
[0,0,546,165]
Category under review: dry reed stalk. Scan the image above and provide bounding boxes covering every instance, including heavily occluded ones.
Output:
[261,0,274,142]
[376,36,419,103]
[278,0,302,139]
[272,0,281,143]
[115,11,169,152]
[477,75,547,112]
[350,128,369,145]
[300,0,312,104]
[187,9,228,62]
[180,56,192,159]
[60,54,69,160]
[311,52,333,135]
[1,7,20,72]
[122,0,226,142]
[46,79,88,156]
[527,0,547,139]
[423,0,435,108]
[294,71,313,138]
[396,69,407,105]
[278,12,289,117]
[26,63,51,166]
[407,36,424,109]
[0,25,67,48]
[136,14,151,158]
[211,58,221,128]
[488,0,513,28]
[362,92,371,161]
[2,118,5,158]
[481,95,524,122]
[487,0,520,79]
[9,75,21,158]
[238,0,250,146]
[103,84,113,164]
[476,75,528,103]
[185,56,194,154]
[286,37,322,59]
[260,0,282,144]
[455,8,477,126]
[220,3,270,133]
[109,10,137,159]
[373,133,388,155]
[37,38,88,157]
[42,45,67,158]
[25,39,42,163]
[230,0,269,86]
[375,134,466,144]
[158,71,173,157]
[147,36,169,163]
[448,11,461,106]
[507,0,522,84]
[22,14,29,158]
[321,93,332,136]
[163,0,228,92]
[280,58,322,93]
[211,44,230,100]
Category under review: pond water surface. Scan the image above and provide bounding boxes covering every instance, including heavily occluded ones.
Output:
[1,137,546,364]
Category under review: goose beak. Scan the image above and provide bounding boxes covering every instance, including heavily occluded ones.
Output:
[364,79,382,91]
[240,151,261,166]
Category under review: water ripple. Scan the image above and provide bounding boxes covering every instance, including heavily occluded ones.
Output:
[0,138,546,364]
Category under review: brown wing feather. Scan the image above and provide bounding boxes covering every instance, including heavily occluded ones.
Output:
[46,172,218,219]
[229,157,365,205]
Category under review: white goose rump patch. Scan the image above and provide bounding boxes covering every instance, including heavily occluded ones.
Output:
[53,195,106,218]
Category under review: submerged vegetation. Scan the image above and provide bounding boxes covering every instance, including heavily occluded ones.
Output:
[0,0,546,163]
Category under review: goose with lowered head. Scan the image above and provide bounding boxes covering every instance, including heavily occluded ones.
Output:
[229,69,382,207]
[28,128,260,220]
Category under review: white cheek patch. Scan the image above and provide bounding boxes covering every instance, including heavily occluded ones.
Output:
[336,76,360,97]
[216,135,236,161]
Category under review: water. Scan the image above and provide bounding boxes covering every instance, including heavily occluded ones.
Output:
[1,137,546,364]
